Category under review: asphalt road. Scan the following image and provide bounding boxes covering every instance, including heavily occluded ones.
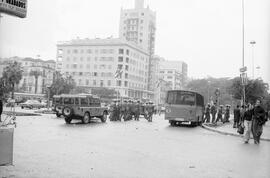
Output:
[1,113,270,178]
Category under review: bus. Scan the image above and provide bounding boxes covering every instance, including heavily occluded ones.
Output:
[165,90,204,126]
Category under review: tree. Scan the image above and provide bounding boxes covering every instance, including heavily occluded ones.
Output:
[29,70,42,94]
[186,77,234,105]
[229,77,269,104]
[47,72,76,98]
[1,61,23,99]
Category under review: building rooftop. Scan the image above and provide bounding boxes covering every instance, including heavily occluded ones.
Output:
[57,37,148,55]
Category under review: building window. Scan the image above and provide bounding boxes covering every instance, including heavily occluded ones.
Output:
[79,72,83,76]
[87,64,90,69]
[167,76,173,79]
[140,39,142,43]
[125,65,129,71]
[119,48,124,54]
[100,80,104,87]
[126,57,129,63]
[87,49,92,53]
[125,73,128,79]
[118,56,123,62]
[140,19,143,23]
[118,64,123,69]
[80,49,84,53]
[126,49,129,55]
[108,65,112,69]
[93,80,96,86]
[160,71,164,73]
[80,64,83,68]
[80,57,83,61]
[87,57,91,61]
[72,64,77,69]
[168,71,173,74]
[94,65,97,69]
[125,81,128,87]
[107,80,111,86]
[66,64,69,68]
[117,80,122,86]
[73,57,77,61]
[95,49,99,54]
[67,50,70,54]
[73,49,78,53]
[141,13,144,16]
[94,72,98,77]
[78,79,82,85]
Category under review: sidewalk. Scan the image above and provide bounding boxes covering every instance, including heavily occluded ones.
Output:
[202,119,270,142]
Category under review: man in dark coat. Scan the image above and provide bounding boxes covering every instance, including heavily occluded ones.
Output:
[233,105,241,128]
[204,104,211,123]
[0,99,3,122]
[252,99,266,144]
[210,103,217,123]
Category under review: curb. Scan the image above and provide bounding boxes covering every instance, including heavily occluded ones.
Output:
[3,111,41,116]
[201,124,270,142]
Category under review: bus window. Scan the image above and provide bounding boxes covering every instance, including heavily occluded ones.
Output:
[167,91,195,105]
[63,98,74,105]
[196,94,204,107]
[167,91,177,104]
[81,98,89,106]
[75,98,80,105]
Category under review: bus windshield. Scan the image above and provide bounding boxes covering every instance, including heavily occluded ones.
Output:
[167,91,195,105]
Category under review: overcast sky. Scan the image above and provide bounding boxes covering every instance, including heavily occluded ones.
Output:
[0,0,269,85]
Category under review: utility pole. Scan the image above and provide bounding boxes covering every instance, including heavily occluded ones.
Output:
[241,0,246,106]
[250,41,256,79]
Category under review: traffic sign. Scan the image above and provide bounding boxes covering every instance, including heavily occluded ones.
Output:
[240,72,247,85]
[239,66,247,73]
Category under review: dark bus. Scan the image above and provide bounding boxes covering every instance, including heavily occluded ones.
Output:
[165,90,204,126]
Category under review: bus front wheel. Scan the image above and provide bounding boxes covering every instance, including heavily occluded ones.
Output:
[169,120,176,126]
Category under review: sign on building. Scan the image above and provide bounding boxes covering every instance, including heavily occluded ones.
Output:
[0,0,27,18]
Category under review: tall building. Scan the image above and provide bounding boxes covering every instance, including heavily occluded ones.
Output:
[119,0,156,55]
[56,38,151,99]
[159,60,188,90]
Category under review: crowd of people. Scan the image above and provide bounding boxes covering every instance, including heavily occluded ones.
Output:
[203,99,269,144]
[203,103,231,124]
[109,99,155,122]
[234,99,268,144]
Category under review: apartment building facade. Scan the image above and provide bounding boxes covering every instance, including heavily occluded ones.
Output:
[159,60,188,90]
[56,38,151,99]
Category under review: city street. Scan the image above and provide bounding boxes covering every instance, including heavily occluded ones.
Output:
[1,112,270,178]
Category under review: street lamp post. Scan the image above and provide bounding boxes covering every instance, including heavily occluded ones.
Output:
[207,81,210,103]
[241,0,246,106]
[250,40,256,79]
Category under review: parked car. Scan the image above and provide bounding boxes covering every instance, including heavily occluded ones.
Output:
[19,100,46,109]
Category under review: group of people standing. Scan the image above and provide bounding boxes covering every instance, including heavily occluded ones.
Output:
[109,99,155,122]
[234,99,268,144]
[203,103,231,124]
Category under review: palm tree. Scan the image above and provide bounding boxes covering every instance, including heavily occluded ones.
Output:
[30,70,42,94]
[2,61,23,99]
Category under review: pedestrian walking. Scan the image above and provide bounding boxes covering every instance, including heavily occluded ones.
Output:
[243,104,253,143]
[233,105,241,128]
[134,100,140,121]
[0,98,3,122]
[224,105,230,123]
[251,99,266,144]
[240,105,245,123]
[204,104,211,123]
[210,103,217,123]
[215,105,223,123]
